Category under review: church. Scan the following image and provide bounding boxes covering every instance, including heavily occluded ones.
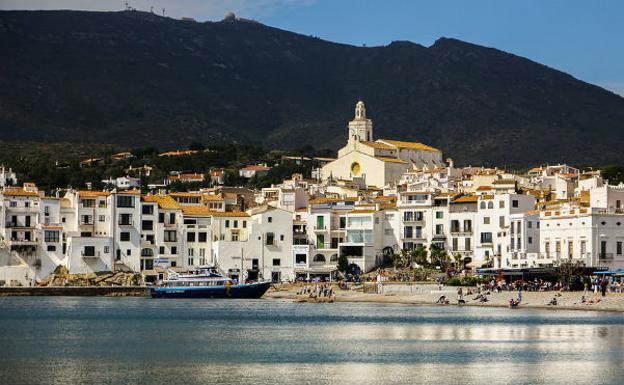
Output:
[321,101,445,188]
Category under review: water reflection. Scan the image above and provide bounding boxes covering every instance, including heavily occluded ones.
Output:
[0,298,623,385]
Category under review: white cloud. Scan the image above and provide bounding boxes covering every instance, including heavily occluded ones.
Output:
[0,0,314,21]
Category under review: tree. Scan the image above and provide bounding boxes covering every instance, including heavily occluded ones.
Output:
[557,259,584,290]
[337,254,349,273]
[413,246,429,266]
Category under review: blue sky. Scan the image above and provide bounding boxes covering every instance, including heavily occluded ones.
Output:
[2,0,623,95]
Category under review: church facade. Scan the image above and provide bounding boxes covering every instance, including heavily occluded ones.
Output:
[321,101,445,188]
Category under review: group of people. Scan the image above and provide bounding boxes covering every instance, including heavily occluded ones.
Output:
[297,283,334,299]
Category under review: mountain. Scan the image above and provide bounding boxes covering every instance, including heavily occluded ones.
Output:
[1,10,624,167]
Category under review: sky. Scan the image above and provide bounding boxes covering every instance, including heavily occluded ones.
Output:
[1,0,623,96]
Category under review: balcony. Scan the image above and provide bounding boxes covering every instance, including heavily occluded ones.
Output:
[450,229,472,236]
[81,251,100,258]
[599,253,614,261]
[4,205,39,213]
[5,222,36,228]
[402,234,426,240]
[7,238,39,246]
[313,225,328,231]
[164,222,177,228]
[403,218,425,224]
[117,220,134,227]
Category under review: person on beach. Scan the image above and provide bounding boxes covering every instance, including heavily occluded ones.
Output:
[517,286,522,302]
[457,287,464,301]
[601,279,608,297]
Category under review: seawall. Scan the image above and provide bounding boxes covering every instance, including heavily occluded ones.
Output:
[0,286,149,297]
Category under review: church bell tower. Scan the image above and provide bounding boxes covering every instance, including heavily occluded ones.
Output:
[348,101,373,142]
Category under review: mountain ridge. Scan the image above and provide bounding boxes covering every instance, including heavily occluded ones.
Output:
[1,10,623,167]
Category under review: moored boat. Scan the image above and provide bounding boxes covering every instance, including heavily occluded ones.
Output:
[150,267,272,299]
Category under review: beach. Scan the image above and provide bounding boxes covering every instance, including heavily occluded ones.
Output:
[268,283,624,312]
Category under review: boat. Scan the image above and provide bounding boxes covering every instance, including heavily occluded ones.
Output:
[150,267,272,299]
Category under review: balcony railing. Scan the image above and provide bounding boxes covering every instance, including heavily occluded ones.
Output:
[599,253,614,260]
[118,220,134,226]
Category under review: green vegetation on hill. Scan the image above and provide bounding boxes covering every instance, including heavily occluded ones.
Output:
[0,141,324,193]
[1,10,624,167]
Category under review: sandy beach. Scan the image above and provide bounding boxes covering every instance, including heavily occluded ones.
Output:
[267,284,624,312]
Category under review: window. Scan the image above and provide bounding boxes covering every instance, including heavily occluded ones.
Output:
[187,232,196,242]
[159,246,165,254]
[169,213,176,224]
[480,232,492,244]
[142,205,154,215]
[499,216,505,228]
[512,200,519,208]
[127,249,132,256]
[618,242,623,256]
[266,232,275,246]
[404,211,414,221]
[120,232,130,241]
[233,220,238,228]
[487,202,494,209]
[188,257,194,266]
[44,230,59,243]
[280,234,284,241]
[158,213,165,223]
[99,215,106,222]
[164,230,177,242]
[313,254,326,262]
[480,202,486,210]
[225,220,230,228]
[198,232,207,242]
[82,199,95,208]
[465,237,471,251]
[171,246,177,255]
[435,224,444,235]
[268,216,273,223]
[83,246,95,257]
[340,217,347,229]
[118,213,132,226]
[528,236,533,244]
[81,215,93,224]
[528,221,532,229]
[116,196,134,208]
[483,217,490,225]
[242,221,247,228]
[141,248,154,257]
[231,233,239,241]
[296,254,307,264]
[316,234,325,249]
[272,258,280,266]
[142,220,153,231]
[47,245,56,251]
[104,246,109,254]
[436,211,443,219]
[499,201,505,208]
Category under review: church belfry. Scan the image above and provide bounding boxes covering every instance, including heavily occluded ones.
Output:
[348,101,373,142]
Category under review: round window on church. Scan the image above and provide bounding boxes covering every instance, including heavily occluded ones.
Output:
[350,162,361,176]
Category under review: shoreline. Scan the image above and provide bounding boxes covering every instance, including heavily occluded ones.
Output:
[267,286,624,313]
[0,286,148,297]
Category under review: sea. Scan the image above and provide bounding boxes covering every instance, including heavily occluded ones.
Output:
[1,297,623,385]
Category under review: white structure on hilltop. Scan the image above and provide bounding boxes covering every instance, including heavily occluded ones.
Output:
[321,101,445,188]
[0,166,17,188]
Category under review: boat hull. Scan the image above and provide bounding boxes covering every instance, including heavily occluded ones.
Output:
[150,281,272,299]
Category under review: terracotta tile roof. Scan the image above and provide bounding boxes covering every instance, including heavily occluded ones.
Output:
[453,195,479,203]
[375,156,408,164]
[492,179,516,185]
[169,192,203,198]
[481,194,495,200]
[2,188,39,197]
[181,205,212,217]
[349,209,376,214]
[210,211,250,218]
[78,191,110,197]
[476,186,493,191]
[142,195,180,210]
[202,194,225,201]
[158,150,199,157]
[309,197,358,204]
[240,165,271,171]
[378,139,440,152]
[360,141,395,150]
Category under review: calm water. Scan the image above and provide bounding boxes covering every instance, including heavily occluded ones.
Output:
[1,298,624,385]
